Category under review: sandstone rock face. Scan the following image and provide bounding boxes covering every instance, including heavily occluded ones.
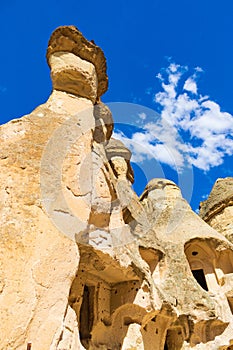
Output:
[47,26,108,100]
[1,25,233,350]
[49,51,98,102]
[200,178,233,243]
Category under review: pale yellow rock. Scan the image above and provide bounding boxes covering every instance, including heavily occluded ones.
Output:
[105,138,134,183]
[49,51,98,102]
[1,25,233,350]
[47,25,108,99]
[93,102,113,141]
[0,95,84,349]
[200,177,233,243]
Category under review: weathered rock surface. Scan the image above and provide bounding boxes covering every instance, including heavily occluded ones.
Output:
[1,25,233,350]
[200,177,233,243]
[49,51,98,103]
[47,26,108,100]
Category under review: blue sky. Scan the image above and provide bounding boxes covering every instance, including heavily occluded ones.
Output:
[0,0,233,210]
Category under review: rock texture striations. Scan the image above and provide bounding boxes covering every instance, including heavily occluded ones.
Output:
[1,25,233,350]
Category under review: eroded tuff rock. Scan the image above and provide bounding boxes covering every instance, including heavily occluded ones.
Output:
[200,178,233,243]
[47,26,108,101]
[1,26,233,350]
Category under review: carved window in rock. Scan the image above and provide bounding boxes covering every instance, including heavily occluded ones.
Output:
[68,272,110,349]
[191,269,208,291]
[69,262,143,349]
[184,241,219,292]
[215,249,233,286]
[79,285,95,346]
[139,246,164,283]
[164,326,184,350]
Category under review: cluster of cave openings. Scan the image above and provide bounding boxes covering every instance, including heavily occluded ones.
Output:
[75,274,142,348]
[184,241,218,292]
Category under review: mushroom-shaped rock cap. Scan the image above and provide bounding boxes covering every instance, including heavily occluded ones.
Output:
[140,178,181,201]
[46,25,108,98]
[199,177,233,221]
[105,138,132,161]
[141,178,179,193]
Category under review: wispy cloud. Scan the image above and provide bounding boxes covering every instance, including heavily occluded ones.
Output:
[183,77,197,94]
[114,62,233,172]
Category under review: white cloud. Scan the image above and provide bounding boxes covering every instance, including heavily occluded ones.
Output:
[114,62,233,172]
[183,77,197,94]
[195,66,203,73]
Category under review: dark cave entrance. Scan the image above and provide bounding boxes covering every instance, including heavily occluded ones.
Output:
[191,269,208,291]
[79,285,95,347]
[164,327,184,350]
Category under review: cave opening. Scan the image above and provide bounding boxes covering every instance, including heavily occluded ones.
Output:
[192,269,208,291]
[164,327,184,350]
[79,285,95,347]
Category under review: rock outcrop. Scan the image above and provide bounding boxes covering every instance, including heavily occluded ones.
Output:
[47,26,108,101]
[1,25,233,350]
[200,178,233,243]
